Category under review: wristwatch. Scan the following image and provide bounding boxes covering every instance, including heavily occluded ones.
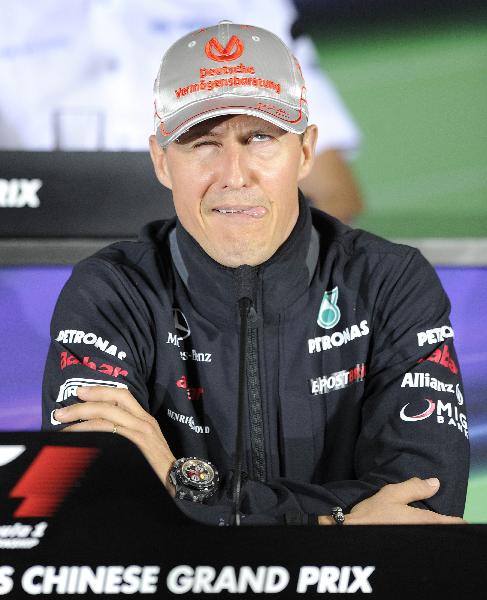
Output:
[169,457,219,503]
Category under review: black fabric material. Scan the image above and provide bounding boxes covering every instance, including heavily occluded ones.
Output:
[42,196,470,525]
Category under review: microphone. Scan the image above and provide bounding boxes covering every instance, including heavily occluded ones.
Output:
[232,265,256,526]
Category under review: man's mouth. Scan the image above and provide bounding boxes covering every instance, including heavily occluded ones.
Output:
[212,206,267,218]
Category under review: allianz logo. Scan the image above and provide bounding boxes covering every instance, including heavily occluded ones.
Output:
[0,179,42,208]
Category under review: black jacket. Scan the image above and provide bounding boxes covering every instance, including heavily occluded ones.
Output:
[42,199,469,525]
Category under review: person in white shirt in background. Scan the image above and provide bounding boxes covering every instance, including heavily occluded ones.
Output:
[0,0,363,222]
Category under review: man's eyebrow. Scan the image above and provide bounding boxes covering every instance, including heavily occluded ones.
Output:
[175,128,218,144]
[176,125,285,145]
[246,127,285,137]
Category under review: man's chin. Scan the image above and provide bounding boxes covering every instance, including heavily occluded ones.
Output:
[207,243,273,268]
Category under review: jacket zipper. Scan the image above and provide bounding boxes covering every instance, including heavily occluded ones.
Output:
[246,302,266,482]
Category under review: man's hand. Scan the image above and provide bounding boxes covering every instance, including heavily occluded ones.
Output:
[54,386,176,495]
[318,478,466,525]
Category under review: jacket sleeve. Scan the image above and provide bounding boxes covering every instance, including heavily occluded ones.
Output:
[42,256,154,430]
[175,250,469,526]
[340,249,469,516]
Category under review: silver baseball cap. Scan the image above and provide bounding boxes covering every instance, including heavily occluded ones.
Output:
[154,21,308,147]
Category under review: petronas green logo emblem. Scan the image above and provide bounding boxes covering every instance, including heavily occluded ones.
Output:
[317,287,341,329]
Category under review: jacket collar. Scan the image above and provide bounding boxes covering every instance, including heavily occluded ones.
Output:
[169,192,319,324]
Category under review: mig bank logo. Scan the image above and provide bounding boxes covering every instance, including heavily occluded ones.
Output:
[400,399,436,422]
[317,287,341,329]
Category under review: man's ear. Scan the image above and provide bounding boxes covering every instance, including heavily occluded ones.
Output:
[297,125,318,182]
[149,134,173,189]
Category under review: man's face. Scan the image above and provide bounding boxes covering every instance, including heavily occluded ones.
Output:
[150,115,317,267]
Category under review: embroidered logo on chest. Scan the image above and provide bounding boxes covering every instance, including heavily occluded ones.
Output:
[317,287,341,329]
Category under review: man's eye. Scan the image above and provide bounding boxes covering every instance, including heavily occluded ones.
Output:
[251,133,272,142]
[193,140,217,148]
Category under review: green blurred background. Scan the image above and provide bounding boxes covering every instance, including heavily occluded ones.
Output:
[313,21,487,239]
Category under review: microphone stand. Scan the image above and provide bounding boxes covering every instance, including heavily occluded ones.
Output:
[232,266,254,525]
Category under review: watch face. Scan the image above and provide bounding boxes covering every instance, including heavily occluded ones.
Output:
[180,459,214,490]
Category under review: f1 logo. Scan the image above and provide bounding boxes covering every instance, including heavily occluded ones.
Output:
[205,35,244,62]
[6,446,99,518]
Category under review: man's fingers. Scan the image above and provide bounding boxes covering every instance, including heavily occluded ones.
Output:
[62,419,140,445]
[343,504,466,525]
[402,505,466,525]
[378,477,440,505]
[54,400,150,434]
[61,420,141,449]
[61,419,112,433]
[75,386,148,418]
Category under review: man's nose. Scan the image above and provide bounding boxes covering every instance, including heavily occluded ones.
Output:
[217,143,249,190]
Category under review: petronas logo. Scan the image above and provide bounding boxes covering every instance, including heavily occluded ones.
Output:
[317,287,341,329]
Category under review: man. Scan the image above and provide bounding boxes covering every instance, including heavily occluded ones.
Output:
[42,22,468,526]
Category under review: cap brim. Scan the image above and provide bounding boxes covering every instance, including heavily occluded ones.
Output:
[155,94,307,147]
